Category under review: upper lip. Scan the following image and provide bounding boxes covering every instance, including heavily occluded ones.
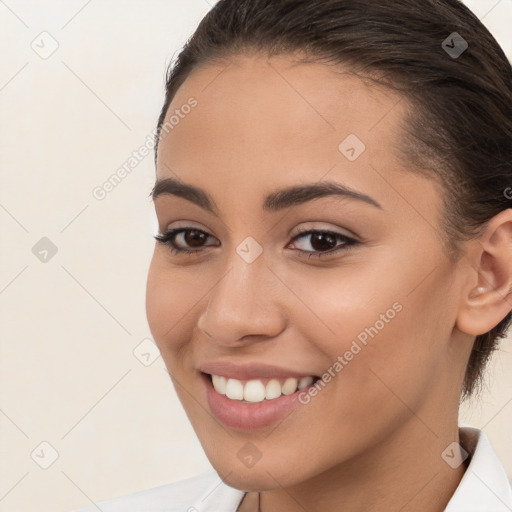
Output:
[199,361,318,380]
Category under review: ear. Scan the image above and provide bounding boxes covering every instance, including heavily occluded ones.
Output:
[456,208,512,336]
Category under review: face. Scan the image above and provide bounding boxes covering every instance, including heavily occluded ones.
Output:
[146,54,470,491]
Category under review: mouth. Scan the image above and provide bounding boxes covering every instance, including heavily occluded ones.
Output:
[206,373,320,403]
[201,371,321,430]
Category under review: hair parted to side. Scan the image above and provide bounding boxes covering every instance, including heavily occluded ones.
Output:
[154,0,512,401]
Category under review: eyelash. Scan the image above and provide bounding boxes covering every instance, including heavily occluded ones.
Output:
[154,226,359,260]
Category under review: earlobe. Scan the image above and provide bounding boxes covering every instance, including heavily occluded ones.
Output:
[455,209,512,336]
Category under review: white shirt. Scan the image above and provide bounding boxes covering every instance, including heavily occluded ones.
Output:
[71,424,512,512]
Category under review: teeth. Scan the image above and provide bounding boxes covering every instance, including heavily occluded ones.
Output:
[265,379,282,400]
[298,376,313,390]
[225,378,244,400]
[211,375,227,394]
[281,378,298,395]
[211,374,315,403]
[244,380,266,402]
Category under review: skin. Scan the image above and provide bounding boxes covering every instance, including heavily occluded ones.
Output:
[146,54,512,512]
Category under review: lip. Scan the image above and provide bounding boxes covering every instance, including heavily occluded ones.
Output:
[199,360,318,380]
[200,371,316,431]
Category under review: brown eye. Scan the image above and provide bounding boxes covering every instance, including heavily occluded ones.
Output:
[182,229,209,248]
[155,227,359,259]
[288,229,359,259]
[154,228,217,255]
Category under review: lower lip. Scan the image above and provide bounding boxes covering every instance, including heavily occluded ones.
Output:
[202,373,312,431]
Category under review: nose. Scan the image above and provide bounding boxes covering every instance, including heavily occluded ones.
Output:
[196,254,286,347]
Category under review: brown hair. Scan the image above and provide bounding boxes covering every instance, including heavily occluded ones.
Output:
[154,0,512,401]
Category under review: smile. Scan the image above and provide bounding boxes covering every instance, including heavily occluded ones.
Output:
[210,374,316,403]
[201,371,320,430]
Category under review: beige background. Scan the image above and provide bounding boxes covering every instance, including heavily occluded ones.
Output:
[0,1,511,511]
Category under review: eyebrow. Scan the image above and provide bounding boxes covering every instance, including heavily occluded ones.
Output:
[151,177,383,214]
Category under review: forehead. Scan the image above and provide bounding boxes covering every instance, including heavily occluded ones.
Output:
[156,53,425,213]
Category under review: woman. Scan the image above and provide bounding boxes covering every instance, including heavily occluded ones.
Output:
[73,0,512,510]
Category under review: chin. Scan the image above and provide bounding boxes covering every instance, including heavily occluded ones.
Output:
[206,453,308,492]
[217,467,285,492]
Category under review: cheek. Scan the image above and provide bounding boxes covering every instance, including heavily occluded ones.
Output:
[325,271,455,421]
[292,249,453,407]
[145,254,198,357]
[145,257,170,341]
[284,256,402,351]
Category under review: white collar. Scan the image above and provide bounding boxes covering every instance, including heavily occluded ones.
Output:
[195,424,512,512]
[445,424,512,511]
